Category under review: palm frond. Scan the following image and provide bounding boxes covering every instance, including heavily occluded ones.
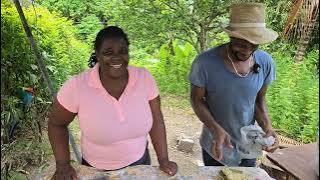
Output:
[283,0,304,37]
[283,0,319,41]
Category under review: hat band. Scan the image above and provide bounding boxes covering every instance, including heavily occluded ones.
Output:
[229,23,266,28]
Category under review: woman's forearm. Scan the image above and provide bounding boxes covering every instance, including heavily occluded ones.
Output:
[48,122,71,164]
[148,96,170,163]
[149,113,169,163]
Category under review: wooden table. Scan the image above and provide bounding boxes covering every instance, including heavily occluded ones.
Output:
[267,143,318,180]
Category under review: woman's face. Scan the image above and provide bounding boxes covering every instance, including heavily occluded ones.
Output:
[96,37,129,78]
[229,37,258,61]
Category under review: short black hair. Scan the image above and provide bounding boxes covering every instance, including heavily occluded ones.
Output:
[88,26,129,68]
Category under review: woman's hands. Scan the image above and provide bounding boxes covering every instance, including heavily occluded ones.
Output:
[52,162,78,180]
[159,159,178,176]
[148,97,178,176]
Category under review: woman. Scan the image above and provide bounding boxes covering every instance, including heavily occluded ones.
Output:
[48,26,178,179]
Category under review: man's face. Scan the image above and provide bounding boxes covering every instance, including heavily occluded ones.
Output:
[229,37,259,61]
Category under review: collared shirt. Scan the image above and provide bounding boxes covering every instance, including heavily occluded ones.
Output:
[188,44,276,166]
[57,63,159,170]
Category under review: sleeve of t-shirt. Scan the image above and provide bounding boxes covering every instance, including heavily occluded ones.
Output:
[144,69,159,100]
[57,76,79,113]
[189,56,206,87]
[263,55,276,86]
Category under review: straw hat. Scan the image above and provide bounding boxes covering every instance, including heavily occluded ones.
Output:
[222,3,278,45]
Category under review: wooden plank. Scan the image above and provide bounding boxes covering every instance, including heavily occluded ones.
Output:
[260,157,287,180]
[267,143,318,180]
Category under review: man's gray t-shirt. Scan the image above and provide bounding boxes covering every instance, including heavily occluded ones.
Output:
[189,44,276,166]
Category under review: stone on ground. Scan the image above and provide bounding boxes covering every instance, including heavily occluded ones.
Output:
[177,135,194,153]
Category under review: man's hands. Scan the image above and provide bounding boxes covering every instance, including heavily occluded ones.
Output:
[159,159,178,176]
[210,125,279,162]
[263,128,279,152]
[52,162,78,180]
[211,127,233,161]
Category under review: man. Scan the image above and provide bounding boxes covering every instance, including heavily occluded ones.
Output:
[189,3,279,167]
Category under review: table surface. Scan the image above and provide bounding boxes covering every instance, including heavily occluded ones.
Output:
[36,164,274,180]
[267,143,318,180]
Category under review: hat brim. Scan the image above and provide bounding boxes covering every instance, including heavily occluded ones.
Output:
[222,26,278,44]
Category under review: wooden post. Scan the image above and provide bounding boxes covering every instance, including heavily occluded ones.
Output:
[13,0,81,163]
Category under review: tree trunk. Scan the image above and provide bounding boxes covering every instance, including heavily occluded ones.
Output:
[13,0,55,98]
[198,26,207,53]
[13,0,82,163]
[168,38,175,56]
[294,18,317,62]
[166,38,174,66]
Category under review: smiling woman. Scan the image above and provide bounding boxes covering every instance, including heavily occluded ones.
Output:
[47,26,178,179]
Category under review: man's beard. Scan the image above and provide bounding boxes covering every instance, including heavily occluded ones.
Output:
[230,46,255,62]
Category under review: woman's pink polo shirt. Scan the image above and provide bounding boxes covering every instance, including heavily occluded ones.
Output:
[57,63,159,170]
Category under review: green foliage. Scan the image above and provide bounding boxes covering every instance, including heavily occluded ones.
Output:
[39,0,233,53]
[304,48,319,74]
[1,0,36,95]
[1,96,51,179]
[23,7,90,86]
[75,14,103,43]
[210,32,229,47]
[36,0,108,41]
[1,96,23,144]
[1,0,89,177]
[1,0,90,93]
[131,40,197,94]
[267,49,319,143]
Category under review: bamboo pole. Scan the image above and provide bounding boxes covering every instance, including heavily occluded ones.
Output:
[13,0,81,163]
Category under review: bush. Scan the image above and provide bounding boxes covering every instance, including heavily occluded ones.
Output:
[1,0,90,177]
[267,49,319,143]
[148,40,196,95]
